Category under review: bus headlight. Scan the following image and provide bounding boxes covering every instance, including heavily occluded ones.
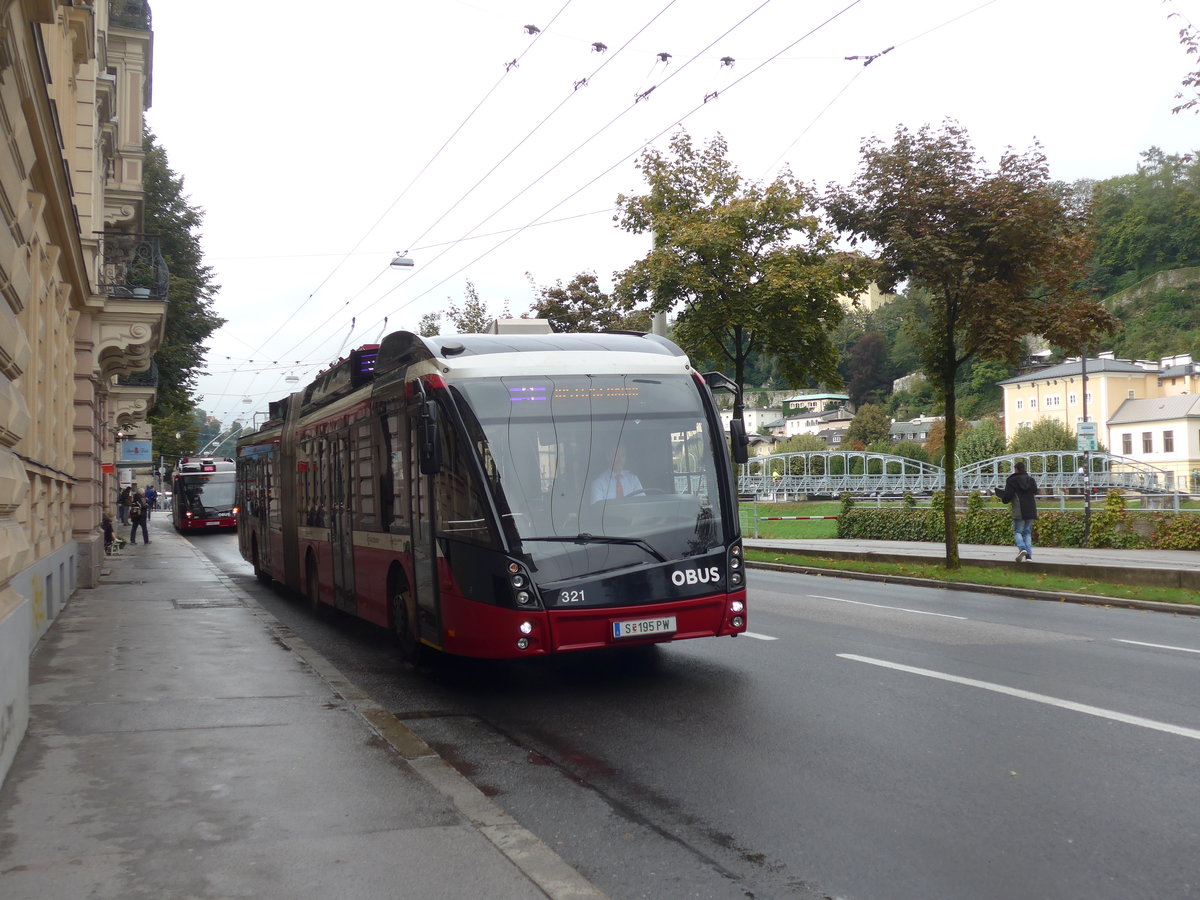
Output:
[731,616,744,628]
[516,637,530,650]
[731,572,742,586]
[519,621,533,635]
[731,600,745,614]
[505,560,541,609]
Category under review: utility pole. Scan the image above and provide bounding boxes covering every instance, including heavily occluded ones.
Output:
[1080,349,1091,544]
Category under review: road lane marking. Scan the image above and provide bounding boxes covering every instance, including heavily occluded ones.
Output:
[741,631,778,641]
[810,595,967,620]
[839,653,1200,742]
[1115,639,1200,655]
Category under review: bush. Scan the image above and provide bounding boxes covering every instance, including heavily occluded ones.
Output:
[835,491,1195,552]
[1151,512,1200,550]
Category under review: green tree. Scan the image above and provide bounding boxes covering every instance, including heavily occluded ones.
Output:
[774,433,827,454]
[844,332,894,406]
[446,279,510,333]
[528,271,649,333]
[1089,149,1200,288]
[1008,419,1076,453]
[615,130,872,421]
[845,403,891,446]
[417,312,441,336]
[955,417,1007,466]
[143,129,225,468]
[884,439,931,464]
[826,122,1114,567]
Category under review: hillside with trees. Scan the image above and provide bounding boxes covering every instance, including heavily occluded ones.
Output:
[799,146,1198,422]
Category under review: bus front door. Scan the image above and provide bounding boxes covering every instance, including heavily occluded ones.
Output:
[330,431,356,613]
[408,409,440,647]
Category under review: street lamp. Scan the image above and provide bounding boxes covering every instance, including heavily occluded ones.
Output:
[390,251,415,268]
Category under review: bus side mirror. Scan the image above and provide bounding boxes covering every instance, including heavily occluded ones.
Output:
[730,418,749,464]
[419,401,442,475]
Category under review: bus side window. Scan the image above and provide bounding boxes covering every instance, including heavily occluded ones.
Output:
[354,421,377,530]
[384,408,409,535]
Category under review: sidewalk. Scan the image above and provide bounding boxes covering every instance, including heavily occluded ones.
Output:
[746,538,1200,610]
[747,538,1200,572]
[0,527,603,899]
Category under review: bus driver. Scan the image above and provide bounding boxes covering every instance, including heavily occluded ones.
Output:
[590,445,643,502]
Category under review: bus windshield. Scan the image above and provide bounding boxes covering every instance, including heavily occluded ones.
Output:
[453,373,727,584]
[176,473,236,515]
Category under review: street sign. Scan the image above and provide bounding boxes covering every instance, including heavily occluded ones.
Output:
[1076,421,1097,452]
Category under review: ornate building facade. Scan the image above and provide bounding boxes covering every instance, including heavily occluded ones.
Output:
[0,0,164,783]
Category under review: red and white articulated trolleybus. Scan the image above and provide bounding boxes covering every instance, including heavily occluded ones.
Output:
[235,329,750,661]
[172,457,239,532]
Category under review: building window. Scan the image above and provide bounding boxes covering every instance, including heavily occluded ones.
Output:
[1164,430,1174,453]
[1068,393,1076,405]
[1122,433,1132,455]
[1046,395,1061,407]
[1016,399,1023,410]
[1128,390,1136,399]
[1029,398,1037,409]
[1142,432,1153,453]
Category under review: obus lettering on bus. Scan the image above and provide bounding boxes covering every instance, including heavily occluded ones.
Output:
[670,566,721,586]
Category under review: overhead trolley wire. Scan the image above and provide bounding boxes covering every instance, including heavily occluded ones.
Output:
[375,0,868,324]
[761,0,1003,178]
[271,0,691,365]
[297,0,778,354]
[209,5,573,413]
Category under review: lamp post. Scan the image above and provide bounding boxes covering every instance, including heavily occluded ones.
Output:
[1081,349,1091,544]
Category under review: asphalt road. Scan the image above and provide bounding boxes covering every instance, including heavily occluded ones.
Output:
[195,532,1200,900]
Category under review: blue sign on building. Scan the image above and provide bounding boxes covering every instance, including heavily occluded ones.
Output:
[119,439,153,463]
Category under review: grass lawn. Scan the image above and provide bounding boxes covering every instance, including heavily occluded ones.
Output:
[739,501,842,539]
[744,548,1200,607]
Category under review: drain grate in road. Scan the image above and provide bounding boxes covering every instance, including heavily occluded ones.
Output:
[172,598,245,609]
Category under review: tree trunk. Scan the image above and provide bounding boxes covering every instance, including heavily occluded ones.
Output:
[942,362,960,569]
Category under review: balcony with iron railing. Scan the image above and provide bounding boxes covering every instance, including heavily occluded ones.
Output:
[115,359,159,388]
[97,232,169,301]
[110,0,152,31]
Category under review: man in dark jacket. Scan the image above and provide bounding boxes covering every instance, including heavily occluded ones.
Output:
[995,461,1038,561]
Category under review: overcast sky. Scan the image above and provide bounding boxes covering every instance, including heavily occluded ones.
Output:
[145,0,1199,430]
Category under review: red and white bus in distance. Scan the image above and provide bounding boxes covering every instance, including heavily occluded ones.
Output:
[235,328,749,661]
[172,457,238,532]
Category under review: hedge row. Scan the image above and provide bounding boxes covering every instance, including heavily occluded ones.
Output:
[836,491,1200,551]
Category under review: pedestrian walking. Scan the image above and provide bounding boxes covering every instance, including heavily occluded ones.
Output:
[128,489,150,544]
[143,484,158,520]
[118,485,132,526]
[994,460,1038,561]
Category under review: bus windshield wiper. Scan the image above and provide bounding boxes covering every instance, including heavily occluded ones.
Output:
[522,534,667,563]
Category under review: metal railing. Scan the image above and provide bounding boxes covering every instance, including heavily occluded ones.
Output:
[97,232,169,301]
[739,451,1181,498]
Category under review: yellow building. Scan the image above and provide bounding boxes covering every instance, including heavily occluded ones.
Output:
[999,353,1200,487]
[0,0,165,784]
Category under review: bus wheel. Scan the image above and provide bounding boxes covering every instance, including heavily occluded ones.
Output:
[390,587,421,665]
[251,539,271,585]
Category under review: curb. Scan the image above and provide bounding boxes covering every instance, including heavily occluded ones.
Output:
[747,560,1200,617]
[186,539,607,900]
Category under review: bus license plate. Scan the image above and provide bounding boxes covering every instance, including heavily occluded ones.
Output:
[206,520,221,526]
[612,616,676,639]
